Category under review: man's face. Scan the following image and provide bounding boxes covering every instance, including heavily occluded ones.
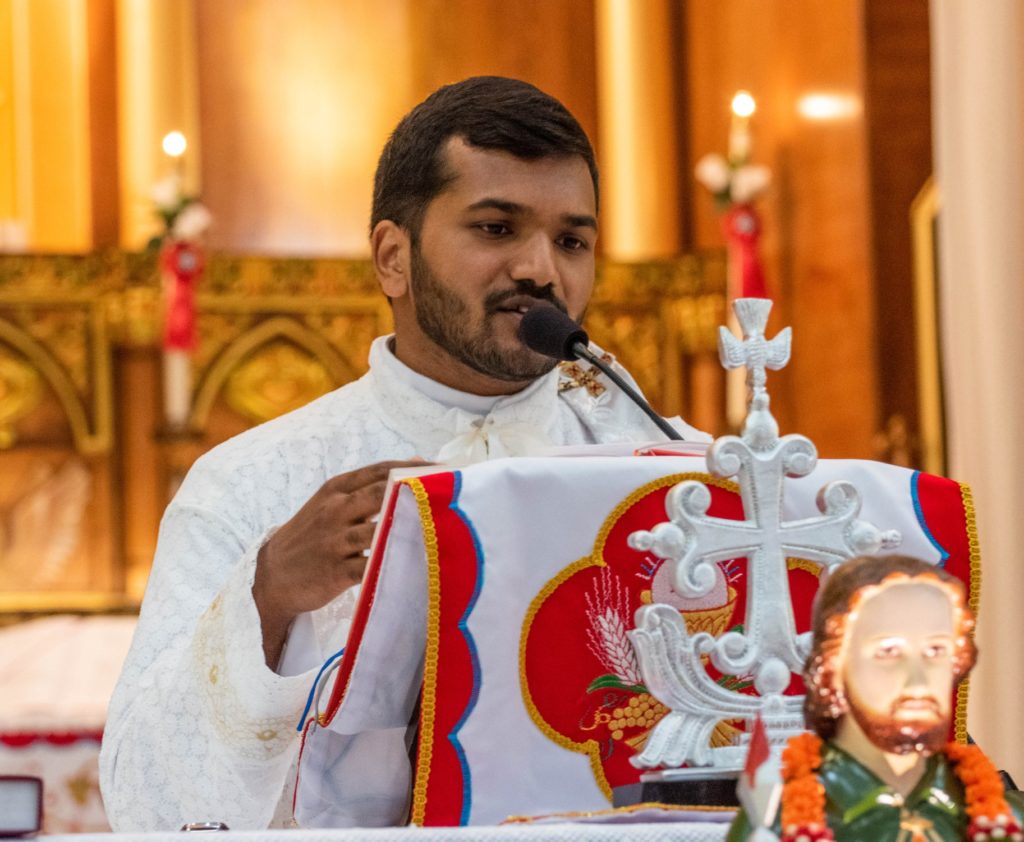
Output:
[397,138,597,391]
[841,581,957,756]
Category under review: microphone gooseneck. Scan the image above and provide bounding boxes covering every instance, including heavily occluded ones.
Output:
[519,303,683,441]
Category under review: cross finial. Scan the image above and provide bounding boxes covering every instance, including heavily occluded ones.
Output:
[718,298,792,450]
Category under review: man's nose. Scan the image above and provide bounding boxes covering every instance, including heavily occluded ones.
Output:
[511,233,561,290]
[903,654,930,691]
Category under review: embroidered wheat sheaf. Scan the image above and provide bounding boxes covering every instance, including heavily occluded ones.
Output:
[585,569,642,685]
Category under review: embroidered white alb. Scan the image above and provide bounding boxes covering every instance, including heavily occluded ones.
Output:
[99,336,707,830]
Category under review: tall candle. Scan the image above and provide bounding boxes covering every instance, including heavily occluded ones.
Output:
[729,91,756,164]
[163,347,192,429]
[160,130,192,429]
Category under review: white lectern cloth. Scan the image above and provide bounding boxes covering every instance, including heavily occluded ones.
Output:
[297,456,967,827]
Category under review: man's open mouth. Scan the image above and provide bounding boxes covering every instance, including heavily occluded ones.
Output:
[492,296,553,316]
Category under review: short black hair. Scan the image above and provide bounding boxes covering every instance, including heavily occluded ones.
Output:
[371,76,598,239]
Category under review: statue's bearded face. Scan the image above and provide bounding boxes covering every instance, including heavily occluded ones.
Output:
[840,581,957,756]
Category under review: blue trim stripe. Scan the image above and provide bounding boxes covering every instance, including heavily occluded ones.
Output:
[446,470,484,826]
[296,647,345,731]
[911,471,949,566]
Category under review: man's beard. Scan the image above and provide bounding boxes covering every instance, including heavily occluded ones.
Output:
[848,693,948,757]
[409,244,564,383]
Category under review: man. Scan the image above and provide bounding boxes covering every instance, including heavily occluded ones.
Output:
[99,76,706,830]
[728,555,1024,842]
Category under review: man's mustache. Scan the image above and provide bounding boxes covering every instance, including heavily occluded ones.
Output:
[484,281,568,315]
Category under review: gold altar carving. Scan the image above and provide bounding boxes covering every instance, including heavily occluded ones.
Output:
[224,341,335,425]
[0,456,92,588]
[0,251,725,615]
[0,351,43,447]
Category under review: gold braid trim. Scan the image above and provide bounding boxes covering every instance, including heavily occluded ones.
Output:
[406,478,441,826]
[787,557,824,577]
[519,555,610,799]
[955,481,981,745]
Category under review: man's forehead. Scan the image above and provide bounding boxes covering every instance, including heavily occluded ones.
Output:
[848,578,956,634]
[435,137,597,213]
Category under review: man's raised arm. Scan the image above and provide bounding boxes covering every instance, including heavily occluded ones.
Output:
[99,457,423,830]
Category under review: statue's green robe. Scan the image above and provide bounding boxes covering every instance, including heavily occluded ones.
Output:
[726,743,1024,842]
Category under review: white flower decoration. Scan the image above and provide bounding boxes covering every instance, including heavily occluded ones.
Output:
[171,202,213,240]
[151,175,183,212]
[694,153,731,193]
[729,165,771,203]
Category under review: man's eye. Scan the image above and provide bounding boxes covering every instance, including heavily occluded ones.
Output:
[476,222,511,236]
[924,642,951,659]
[873,644,903,660]
[558,234,589,252]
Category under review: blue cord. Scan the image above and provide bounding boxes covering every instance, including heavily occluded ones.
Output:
[296,647,345,731]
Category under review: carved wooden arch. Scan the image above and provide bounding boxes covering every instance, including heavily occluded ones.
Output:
[190,315,358,429]
[0,316,111,454]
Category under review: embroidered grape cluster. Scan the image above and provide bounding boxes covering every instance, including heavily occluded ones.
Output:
[607,693,668,740]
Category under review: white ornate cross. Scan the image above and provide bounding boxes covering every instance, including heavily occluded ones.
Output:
[626,298,901,769]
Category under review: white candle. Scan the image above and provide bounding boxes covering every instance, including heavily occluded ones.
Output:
[163,348,192,429]
[160,131,193,429]
[729,91,756,164]
[162,130,188,189]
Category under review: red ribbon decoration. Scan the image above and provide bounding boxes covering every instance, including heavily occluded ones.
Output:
[160,240,205,351]
[722,203,769,299]
[0,731,103,747]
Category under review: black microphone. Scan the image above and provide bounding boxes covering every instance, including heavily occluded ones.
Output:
[519,303,683,441]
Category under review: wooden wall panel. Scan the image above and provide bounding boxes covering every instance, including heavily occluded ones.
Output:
[684,0,880,458]
[863,0,933,467]
[194,0,598,258]
[87,0,119,248]
[194,0,415,257]
[115,0,202,249]
[407,0,598,155]
[115,347,162,600]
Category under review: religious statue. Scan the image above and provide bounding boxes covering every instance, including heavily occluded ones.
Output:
[728,554,1024,842]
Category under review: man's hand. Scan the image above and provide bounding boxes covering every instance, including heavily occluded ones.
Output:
[252,459,429,667]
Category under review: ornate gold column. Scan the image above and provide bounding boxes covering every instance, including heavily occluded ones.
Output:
[1,0,93,251]
[594,0,682,260]
[0,0,17,232]
[116,0,201,249]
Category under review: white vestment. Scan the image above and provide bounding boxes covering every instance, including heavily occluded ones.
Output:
[99,337,707,830]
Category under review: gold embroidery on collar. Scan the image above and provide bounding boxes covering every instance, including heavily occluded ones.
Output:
[558,356,613,397]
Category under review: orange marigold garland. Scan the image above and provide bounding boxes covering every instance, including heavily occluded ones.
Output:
[780,732,835,842]
[778,734,1022,841]
[945,741,1023,842]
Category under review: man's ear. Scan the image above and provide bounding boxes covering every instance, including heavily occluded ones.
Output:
[371,220,411,299]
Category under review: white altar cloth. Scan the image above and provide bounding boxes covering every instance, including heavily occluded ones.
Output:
[1,615,137,832]
[43,825,728,842]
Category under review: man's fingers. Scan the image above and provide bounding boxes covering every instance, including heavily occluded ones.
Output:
[340,479,390,522]
[337,520,377,558]
[336,553,370,589]
[325,460,430,495]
